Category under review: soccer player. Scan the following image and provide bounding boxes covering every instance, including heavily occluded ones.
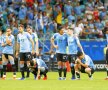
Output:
[51,25,68,80]
[67,27,84,80]
[0,30,4,78]
[29,58,48,80]
[74,51,95,80]
[1,27,16,79]
[105,28,108,80]
[26,25,39,58]
[16,24,34,80]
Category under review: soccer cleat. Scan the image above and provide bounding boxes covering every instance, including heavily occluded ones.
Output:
[71,76,76,80]
[105,77,108,80]
[2,75,6,80]
[38,75,41,80]
[13,75,16,80]
[62,77,66,80]
[76,78,80,80]
[58,77,62,80]
[43,76,47,80]
[89,76,93,80]
[19,77,25,80]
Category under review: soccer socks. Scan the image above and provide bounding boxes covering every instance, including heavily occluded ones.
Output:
[106,67,108,77]
[63,67,67,77]
[12,65,16,75]
[3,65,6,75]
[76,71,80,79]
[71,66,75,77]
[0,69,3,78]
[58,66,62,77]
[26,67,30,78]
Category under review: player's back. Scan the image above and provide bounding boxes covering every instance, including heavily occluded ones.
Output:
[67,35,78,54]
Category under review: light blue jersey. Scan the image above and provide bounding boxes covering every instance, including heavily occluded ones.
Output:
[17,32,32,53]
[35,58,48,69]
[82,55,95,70]
[0,35,3,55]
[106,34,108,45]
[53,33,68,54]
[2,34,15,54]
[67,35,79,54]
[30,33,38,52]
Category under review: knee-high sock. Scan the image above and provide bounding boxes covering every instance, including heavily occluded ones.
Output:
[12,65,16,75]
[58,66,62,77]
[20,64,25,78]
[71,66,75,77]
[63,67,67,77]
[3,65,6,75]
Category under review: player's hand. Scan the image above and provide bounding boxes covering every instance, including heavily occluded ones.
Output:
[54,45,58,49]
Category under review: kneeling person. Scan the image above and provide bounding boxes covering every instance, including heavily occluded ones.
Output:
[29,58,48,80]
[75,52,95,80]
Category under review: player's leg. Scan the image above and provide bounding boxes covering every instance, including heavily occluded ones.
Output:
[105,49,108,79]
[2,54,8,79]
[74,63,81,79]
[0,56,3,78]
[41,68,48,80]
[69,54,76,80]
[56,53,63,80]
[19,53,25,80]
[8,55,16,79]
[26,52,32,78]
[85,67,92,77]
[62,54,67,80]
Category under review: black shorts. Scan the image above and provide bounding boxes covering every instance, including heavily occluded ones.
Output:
[80,66,95,74]
[19,52,32,61]
[2,54,14,60]
[56,53,67,62]
[106,49,108,64]
[68,54,77,63]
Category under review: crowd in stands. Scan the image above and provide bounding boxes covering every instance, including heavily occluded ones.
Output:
[0,0,108,40]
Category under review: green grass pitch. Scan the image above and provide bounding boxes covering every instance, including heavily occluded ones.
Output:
[0,72,108,90]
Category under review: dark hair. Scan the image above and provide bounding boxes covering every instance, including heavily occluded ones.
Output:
[30,60,34,66]
[76,51,83,57]
[57,25,63,31]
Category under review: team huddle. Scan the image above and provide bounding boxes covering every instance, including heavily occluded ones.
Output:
[2,23,108,80]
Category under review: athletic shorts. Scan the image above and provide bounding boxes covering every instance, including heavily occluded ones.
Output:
[68,54,77,63]
[2,53,14,60]
[19,52,32,61]
[106,49,108,64]
[56,53,67,62]
[80,66,95,74]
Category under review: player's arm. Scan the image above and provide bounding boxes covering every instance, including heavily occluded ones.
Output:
[50,34,58,49]
[36,68,41,80]
[16,35,20,58]
[76,36,85,55]
[76,58,88,68]
[29,38,35,54]
[35,34,39,55]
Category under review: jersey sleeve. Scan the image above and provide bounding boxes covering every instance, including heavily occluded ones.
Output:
[17,34,20,43]
[26,32,32,40]
[85,55,92,65]
[52,33,58,39]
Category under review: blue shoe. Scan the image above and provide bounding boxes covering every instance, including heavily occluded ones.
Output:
[58,77,62,80]
[19,77,25,80]
[71,76,76,80]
